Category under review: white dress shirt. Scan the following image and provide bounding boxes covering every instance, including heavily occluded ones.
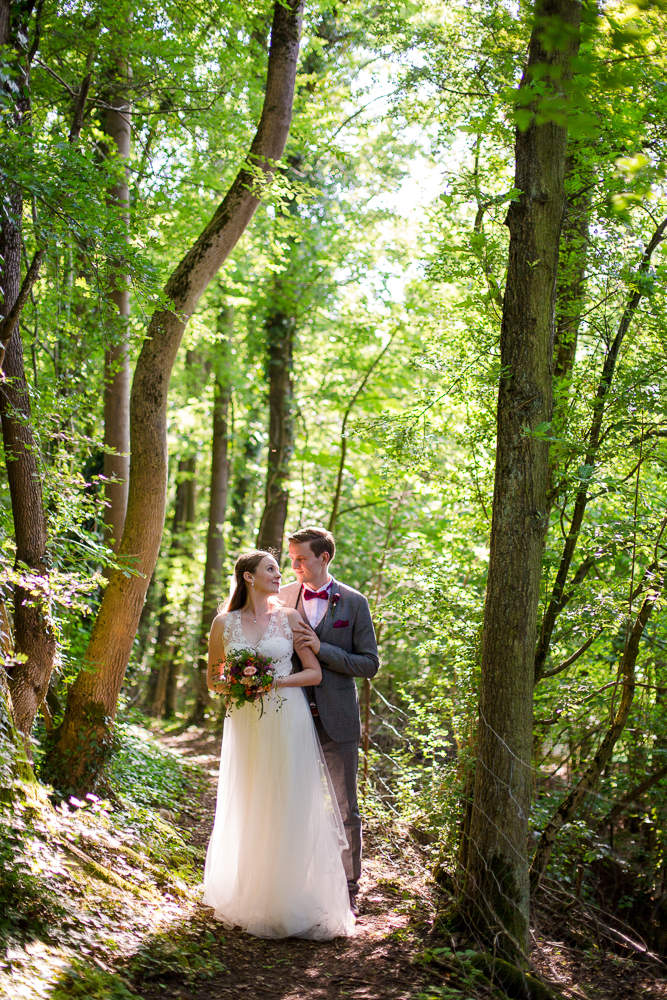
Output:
[302,577,333,628]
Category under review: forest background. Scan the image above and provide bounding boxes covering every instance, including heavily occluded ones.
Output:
[2,0,667,996]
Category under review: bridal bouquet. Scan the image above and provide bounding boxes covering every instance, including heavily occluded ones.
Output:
[214,649,278,716]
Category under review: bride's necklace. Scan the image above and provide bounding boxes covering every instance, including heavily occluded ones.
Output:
[243,608,267,625]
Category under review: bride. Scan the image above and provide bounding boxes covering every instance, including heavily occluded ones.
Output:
[202,549,354,940]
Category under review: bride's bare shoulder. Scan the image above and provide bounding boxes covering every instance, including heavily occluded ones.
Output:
[211,611,231,633]
[282,607,302,626]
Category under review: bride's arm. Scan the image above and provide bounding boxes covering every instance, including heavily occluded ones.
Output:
[207,614,227,692]
[276,609,322,689]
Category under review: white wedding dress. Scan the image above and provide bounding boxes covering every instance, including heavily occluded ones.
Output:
[202,607,354,940]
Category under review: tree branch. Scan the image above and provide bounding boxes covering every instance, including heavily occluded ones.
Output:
[0,249,43,369]
[328,330,399,532]
[68,72,93,143]
[595,761,667,834]
[534,215,667,682]
[531,558,664,882]
[541,628,603,678]
[472,201,504,309]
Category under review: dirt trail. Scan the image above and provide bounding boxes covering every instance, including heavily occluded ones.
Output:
[155,727,440,1000]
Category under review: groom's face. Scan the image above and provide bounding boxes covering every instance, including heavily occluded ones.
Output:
[288,541,329,585]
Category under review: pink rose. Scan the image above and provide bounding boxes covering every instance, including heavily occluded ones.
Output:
[243,666,257,676]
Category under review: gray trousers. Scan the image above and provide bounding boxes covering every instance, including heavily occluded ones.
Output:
[315,716,361,896]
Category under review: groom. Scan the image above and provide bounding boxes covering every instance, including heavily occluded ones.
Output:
[280,526,379,916]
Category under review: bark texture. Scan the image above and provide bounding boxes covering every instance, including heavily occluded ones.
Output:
[0,2,56,738]
[460,0,581,959]
[256,306,295,555]
[191,362,231,723]
[48,0,304,791]
[552,156,590,384]
[102,64,132,553]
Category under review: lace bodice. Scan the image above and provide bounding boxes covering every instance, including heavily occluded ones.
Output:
[222,608,294,677]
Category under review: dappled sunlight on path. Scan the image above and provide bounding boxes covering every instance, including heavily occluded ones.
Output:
[149,726,438,1000]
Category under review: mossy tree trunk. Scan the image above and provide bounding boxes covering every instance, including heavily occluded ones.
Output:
[45,0,305,793]
[459,0,581,960]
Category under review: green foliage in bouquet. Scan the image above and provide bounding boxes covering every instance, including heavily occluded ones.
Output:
[213,649,278,717]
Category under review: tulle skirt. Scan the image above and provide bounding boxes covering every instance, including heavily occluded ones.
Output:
[202,686,354,940]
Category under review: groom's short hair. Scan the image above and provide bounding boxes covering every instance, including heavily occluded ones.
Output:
[288,526,335,563]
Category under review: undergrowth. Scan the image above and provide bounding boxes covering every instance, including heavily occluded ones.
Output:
[0,722,207,998]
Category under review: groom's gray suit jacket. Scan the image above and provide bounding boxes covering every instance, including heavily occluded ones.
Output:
[280,577,379,744]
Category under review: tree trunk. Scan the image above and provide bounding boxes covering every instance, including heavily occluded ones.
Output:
[163,652,182,720]
[0,3,56,739]
[0,667,35,788]
[190,353,231,724]
[145,455,196,717]
[102,62,132,554]
[256,305,295,557]
[46,0,304,792]
[459,0,581,960]
[553,155,590,384]
[134,569,157,668]
[229,417,262,550]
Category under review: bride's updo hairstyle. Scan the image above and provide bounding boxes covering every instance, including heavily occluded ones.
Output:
[224,550,275,613]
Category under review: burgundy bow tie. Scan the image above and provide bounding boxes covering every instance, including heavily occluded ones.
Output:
[303,588,330,601]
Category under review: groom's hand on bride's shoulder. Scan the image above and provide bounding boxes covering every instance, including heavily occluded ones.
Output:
[292,620,321,655]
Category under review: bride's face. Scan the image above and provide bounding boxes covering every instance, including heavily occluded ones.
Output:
[248,556,281,595]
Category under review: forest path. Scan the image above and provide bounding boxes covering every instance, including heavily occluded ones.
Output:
[153,726,440,1000]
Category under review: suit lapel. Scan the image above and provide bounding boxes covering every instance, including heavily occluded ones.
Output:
[295,584,309,624]
[316,576,339,640]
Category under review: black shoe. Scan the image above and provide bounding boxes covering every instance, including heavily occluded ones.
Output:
[349,895,359,918]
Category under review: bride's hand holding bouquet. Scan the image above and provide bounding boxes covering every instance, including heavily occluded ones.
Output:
[213,648,280,716]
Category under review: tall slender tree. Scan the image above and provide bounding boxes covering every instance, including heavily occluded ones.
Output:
[47,0,305,791]
[256,295,295,556]
[459,0,582,959]
[101,55,132,553]
[145,453,196,717]
[191,310,232,723]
